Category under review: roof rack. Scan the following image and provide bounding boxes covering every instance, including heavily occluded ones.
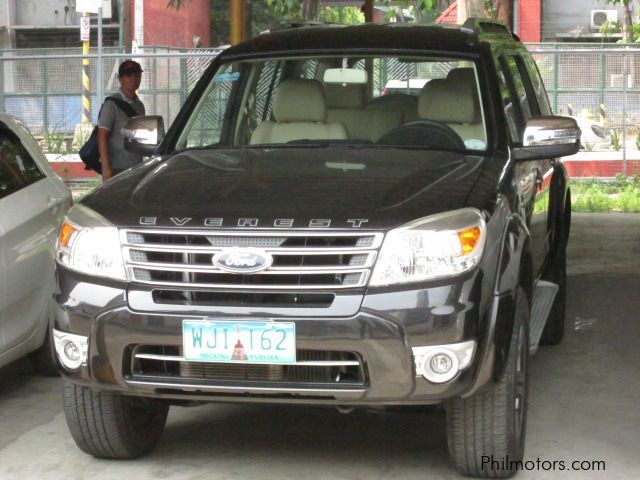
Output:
[261,21,337,34]
[461,17,519,40]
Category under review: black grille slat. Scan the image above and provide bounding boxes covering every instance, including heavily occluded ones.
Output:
[152,290,335,308]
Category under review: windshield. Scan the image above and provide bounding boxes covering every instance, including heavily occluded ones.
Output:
[175,54,488,153]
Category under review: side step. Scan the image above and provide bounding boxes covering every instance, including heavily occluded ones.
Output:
[529,280,559,355]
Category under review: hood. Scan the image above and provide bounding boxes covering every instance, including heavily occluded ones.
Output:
[82,147,495,230]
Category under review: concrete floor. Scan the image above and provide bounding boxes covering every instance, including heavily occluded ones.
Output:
[0,213,638,479]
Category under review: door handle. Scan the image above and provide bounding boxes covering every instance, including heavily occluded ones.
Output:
[47,197,61,209]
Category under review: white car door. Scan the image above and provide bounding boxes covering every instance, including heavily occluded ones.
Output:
[0,118,69,356]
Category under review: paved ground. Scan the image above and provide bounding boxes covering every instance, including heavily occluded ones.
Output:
[0,213,638,479]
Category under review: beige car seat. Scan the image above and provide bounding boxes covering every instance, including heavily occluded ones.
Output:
[325,83,403,142]
[418,69,486,149]
[250,79,347,144]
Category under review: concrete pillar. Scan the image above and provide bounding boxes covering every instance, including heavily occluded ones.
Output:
[457,0,484,24]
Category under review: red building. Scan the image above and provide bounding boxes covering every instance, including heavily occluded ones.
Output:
[131,0,211,48]
[436,0,542,42]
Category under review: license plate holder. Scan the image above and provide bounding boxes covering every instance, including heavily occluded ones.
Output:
[182,320,296,364]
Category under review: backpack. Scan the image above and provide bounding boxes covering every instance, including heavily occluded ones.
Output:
[79,96,138,174]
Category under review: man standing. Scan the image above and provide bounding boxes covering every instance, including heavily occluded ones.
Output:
[97,60,146,181]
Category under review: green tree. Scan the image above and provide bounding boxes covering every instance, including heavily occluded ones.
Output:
[319,7,365,25]
[601,0,633,43]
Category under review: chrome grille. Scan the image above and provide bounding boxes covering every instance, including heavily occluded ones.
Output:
[121,229,382,290]
[130,345,366,386]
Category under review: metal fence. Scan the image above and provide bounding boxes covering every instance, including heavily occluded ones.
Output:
[528,43,640,126]
[0,44,639,177]
[0,46,222,140]
[528,43,640,178]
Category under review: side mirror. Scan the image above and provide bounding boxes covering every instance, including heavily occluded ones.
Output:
[513,116,581,161]
[122,116,165,155]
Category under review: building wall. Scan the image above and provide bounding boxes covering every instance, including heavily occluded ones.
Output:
[518,0,541,42]
[542,0,625,40]
[138,0,211,48]
[15,0,81,27]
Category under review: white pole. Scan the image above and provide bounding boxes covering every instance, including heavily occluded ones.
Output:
[97,6,104,104]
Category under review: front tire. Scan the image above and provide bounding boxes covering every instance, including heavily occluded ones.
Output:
[63,381,169,459]
[446,288,530,478]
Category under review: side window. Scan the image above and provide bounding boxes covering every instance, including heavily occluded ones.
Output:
[0,132,45,200]
[499,54,540,144]
[504,56,533,122]
[495,57,520,143]
[521,53,552,115]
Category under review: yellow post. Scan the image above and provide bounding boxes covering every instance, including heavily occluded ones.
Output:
[82,12,91,124]
[229,0,245,46]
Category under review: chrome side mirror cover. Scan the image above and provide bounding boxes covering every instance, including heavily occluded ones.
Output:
[122,115,165,155]
[514,116,581,161]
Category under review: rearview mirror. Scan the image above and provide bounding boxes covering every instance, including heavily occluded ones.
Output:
[122,115,165,155]
[513,116,581,161]
[323,68,367,85]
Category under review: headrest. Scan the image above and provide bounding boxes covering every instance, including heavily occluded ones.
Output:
[273,79,327,123]
[418,78,475,124]
[447,68,476,86]
[324,84,366,109]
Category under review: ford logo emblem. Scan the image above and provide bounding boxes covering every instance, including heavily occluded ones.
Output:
[213,248,273,274]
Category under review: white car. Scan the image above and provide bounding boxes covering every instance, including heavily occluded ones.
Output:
[571,116,612,151]
[0,113,71,374]
[382,78,430,96]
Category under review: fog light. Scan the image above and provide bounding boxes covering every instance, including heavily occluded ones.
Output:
[412,340,476,384]
[53,329,88,371]
[421,349,459,383]
[430,353,453,374]
[64,341,80,361]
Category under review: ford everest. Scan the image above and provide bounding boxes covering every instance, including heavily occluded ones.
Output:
[53,18,580,477]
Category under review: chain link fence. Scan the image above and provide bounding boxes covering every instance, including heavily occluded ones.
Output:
[0,46,222,142]
[528,43,640,177]
[0,44,639,177]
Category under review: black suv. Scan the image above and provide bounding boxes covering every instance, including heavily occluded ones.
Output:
[53,18,579,477]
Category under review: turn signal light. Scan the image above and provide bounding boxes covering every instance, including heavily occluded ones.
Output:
[458,226,482,254]
[59,223,78,249]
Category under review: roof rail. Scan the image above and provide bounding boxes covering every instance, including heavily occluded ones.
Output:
[261,20,334,34]
[461,17,518,40]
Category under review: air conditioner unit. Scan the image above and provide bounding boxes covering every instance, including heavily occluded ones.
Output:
[610,73,633,89]
[591,10,618,29]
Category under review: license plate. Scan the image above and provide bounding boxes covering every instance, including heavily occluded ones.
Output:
[182,320,296,364]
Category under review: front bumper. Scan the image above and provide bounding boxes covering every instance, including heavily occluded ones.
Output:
[54,266,499,406]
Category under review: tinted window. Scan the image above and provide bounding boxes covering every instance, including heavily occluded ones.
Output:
[521,53,552,115]
[0,132,45,199]
[503,56,533,124]
[494,57,519,143]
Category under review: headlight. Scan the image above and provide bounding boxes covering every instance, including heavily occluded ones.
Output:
[369,208,486,286]
[56,205,126,281]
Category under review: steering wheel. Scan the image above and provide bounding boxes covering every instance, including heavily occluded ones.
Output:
[377,119,465,151]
